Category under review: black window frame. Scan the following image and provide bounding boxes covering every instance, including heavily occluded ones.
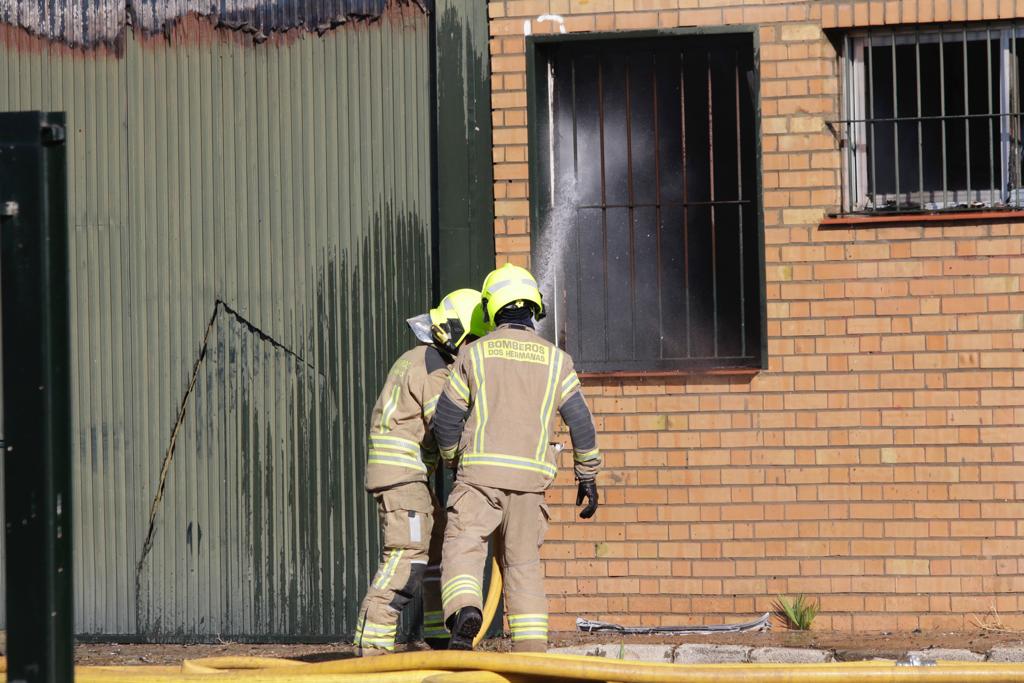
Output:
[525,27,767,376]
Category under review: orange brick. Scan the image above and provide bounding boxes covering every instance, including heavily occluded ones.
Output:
[485,0,1024,633]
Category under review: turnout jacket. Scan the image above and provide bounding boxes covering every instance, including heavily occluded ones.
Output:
[432,324,601,493]
[365,344,450,492]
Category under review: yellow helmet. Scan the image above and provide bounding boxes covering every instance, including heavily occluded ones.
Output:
[480,263,545,323]
[429,288,488,355]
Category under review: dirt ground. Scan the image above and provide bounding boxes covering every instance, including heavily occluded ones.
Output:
[72,629,1024,666]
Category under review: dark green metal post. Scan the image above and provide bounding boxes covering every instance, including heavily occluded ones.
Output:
[433,0,496,293]
[429,0,500,637]
[0,111,73,683]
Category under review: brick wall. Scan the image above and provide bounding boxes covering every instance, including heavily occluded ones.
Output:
[487,0,1024,631]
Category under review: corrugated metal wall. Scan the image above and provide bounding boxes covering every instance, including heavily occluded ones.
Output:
[0,4,431,639]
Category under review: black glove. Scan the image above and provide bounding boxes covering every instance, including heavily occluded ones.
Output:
[576,479,598,519]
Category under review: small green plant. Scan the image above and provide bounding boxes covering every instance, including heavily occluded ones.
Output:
[774,594,819,630]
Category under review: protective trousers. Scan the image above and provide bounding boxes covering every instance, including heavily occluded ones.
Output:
[440,481,550,652]
[356,482,446,653]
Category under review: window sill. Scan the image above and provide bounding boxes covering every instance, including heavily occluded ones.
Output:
[821,210,1024,228]
[578,367,761,380]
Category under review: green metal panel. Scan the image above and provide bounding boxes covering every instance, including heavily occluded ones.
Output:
[0,7,431,639]
[434,0,495,294]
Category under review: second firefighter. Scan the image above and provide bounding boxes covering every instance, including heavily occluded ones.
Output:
[431,264,601,652]
[354,289,488,655]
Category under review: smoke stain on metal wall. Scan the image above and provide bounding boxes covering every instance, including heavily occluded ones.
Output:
[1,0,425,47]
[133,298,323,629]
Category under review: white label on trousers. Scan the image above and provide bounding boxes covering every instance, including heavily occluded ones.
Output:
[409,512,421,543]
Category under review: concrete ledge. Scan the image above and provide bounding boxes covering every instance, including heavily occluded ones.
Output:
[750,647,833,663]
[673,644,752,664]
[834,650,903,662]
[551,643,1023,665]
[548,644,674,661]
[907,648,984,662]
[609,644,675,662]
[547,645,608,658]
[988,647,1024,663]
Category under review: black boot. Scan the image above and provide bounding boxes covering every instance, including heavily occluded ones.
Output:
[446,607,482,650]
[424,637,449,650]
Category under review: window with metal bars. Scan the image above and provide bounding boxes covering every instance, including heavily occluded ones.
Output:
[528,32,765,374]
[838,25,1024,214]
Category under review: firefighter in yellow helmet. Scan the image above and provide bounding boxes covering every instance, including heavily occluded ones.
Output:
[431,264,600,651]
[355,288,489,656]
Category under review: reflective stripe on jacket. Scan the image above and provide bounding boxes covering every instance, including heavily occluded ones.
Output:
[365,345,449,492]
[437,325,600,493]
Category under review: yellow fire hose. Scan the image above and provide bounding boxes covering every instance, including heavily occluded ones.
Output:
[179,657,306,670]
[34,651,1024,683]
[474,556,504,648]
[225,652,1024,682]
[422,673,532,683]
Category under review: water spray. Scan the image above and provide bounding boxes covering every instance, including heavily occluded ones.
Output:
[523,14,571,349]
[547,54,558,347]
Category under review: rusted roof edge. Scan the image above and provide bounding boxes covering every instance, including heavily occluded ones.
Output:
[0,0,426,49]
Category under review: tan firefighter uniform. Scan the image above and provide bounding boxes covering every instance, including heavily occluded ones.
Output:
[432,324,601,651]
[355,287,488,654]
[354,343,449,653]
